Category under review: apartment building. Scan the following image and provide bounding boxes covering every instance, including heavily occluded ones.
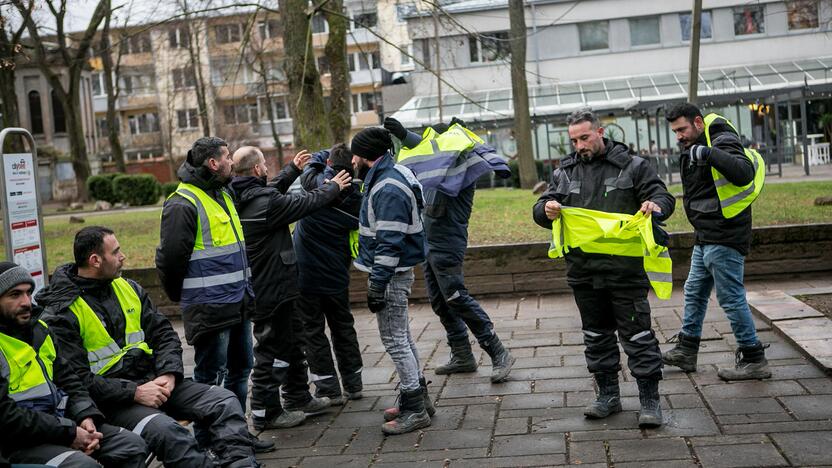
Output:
[395,0,832,165]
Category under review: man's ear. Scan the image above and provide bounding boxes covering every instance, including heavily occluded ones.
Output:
[693,116,705,131]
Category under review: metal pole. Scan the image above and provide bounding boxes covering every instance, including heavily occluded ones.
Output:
[774,96,782,177]
[432,8,443,123]
[664,110,673,184]
[634,115,641,153]
[800,96,810,176]
[687,0,703,103]
[655,108,665,182]
[735,103,742,142]
[545,120,553,179]
[787,98,794,169]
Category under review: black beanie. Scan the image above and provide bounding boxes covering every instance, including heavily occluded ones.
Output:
[351,127,393,161]
[0,262,34,297]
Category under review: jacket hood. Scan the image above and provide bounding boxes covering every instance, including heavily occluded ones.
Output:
[177,160,228,191]
[230,175,270,204]
[35,263,113,313]
[562,138,631,170]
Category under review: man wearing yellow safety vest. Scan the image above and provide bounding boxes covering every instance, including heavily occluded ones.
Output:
[0,261,148,467]
[39,227,261,467]
[533,108,676,428]
[663,103,770,381]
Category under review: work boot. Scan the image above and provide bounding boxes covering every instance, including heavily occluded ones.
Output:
[251,409,306,431]
[717,343,771,381]
[435,339,478,375]
[636,378,663,428]
[662,332,700,373]
[249,432,275,453]
[381,387,432,435]
[284,396,331,415]
[584,373,622,419]
[344,390,363,401]
[482,335,514,383]
[384,377,436,422]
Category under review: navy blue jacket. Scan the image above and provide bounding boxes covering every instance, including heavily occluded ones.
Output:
[354,153,426,287]
[294,151,362,294]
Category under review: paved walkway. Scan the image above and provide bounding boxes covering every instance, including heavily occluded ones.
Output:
[175,273,832,467]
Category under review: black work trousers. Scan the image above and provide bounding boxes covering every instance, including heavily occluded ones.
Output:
[296,290,364,397]
[572,286,663,380]
[101,379,255,468]
[251,299,312,416]
[6,423,146,468]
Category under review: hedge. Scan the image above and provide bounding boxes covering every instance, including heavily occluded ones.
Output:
[86,172,123,203]
[112,174,161,206]
[161,182,179,198]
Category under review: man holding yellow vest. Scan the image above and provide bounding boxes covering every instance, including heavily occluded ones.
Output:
[1,261,147,467]
[533,108,675,428]
[664,103,770,381]
[39,227,260,467]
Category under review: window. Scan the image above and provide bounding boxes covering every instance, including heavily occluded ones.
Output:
[311,13,328,34]
[51,90,66,133]
[172,67,196,89]
[259,20,281,39]
[259,96,289,121]
[679,11,712,41]
[121,74,154,95]
[733,5,765,35]
[348,52,380,72]
[317,56,330,74]
[28,90,43,134]
[176,109,199,129]
[630,16,660,46]
[400,44,414,66]
[417,38,431,68]
[469,31,510,63]
[352,11,378,29]
[223,102,259,125]
[120,33,151,54]
[127,112,160,134]
[352,92,379,112]
[95,117,110,137]
[395,5,412,24]
[169,26,190,49]
[264,59,285,81]
[215,23,242,44]
[787,0,819,30]
[578,21,609,51]
[91,72,105,96]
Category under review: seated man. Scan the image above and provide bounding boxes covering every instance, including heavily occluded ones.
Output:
[0,262,147,467]
[39,227,260,468]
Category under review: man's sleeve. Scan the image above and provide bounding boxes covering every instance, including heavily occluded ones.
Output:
[708,131,755,186]
[131,280,185,381]
[155,197,197,302]
[401,130,423,149]
[266,181,341,228]
[368,186,412,287]
[634,159,676,219]
[0,376,77,448]
[268,162,302,194]
[532,169,564,229]
[45,313,138,407]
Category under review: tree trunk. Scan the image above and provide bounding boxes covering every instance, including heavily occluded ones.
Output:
[0,68,23,152]
[101,2,126,172]
[65,96,92,201]
[282,0,332,150]
[256,53,284,167]
[508,0,537,189]
[324,0,350,144]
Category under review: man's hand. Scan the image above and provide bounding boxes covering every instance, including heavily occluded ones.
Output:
[134,381,171,408]
[450,116,467,128]
[71,425,102,455]
[367,282,386,313]
[325,170,353,191]
[153,373,177,393]
[639,200,662,216]
[544,200,562,220]
[383,117,408,140]
[293,150,312,170]
[688,144,711,166]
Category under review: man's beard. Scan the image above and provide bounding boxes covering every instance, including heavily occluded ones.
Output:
[356,163,370,180]
[259,174,268,184]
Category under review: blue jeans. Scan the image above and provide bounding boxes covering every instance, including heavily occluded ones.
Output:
[192,319,254,408]
[681,244,760,348]
[376,269,422,392]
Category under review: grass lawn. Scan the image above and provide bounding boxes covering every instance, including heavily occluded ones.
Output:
[1,180,830,270]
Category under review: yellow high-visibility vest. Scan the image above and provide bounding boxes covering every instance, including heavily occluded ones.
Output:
[703,113,766,219]
[69,277,152,375]
[548,207,673,299]
[0,320,57,404]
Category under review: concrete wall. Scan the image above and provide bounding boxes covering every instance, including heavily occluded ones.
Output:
[124,223,832,317]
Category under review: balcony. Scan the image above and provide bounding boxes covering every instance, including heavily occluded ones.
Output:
[351,110,380,128]
[117,94,158,111]
[349,69,382,86]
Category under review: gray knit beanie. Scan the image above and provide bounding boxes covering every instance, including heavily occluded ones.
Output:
[0,262,35,296]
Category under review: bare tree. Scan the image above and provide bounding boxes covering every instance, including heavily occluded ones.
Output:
[177,0,212,136]
[100,0,126,171]
[323,0,350,143]
[11,0,109,201]
[508,0,537,189]
[0,4,30,152]
[281,0,332,150]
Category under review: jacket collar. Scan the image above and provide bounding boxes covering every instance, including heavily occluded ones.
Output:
[561,138,630,170]
[177,161,228,192]
[364,152,394,188]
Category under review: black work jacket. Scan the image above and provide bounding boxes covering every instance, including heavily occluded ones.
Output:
[533,139,676,289]
[38,264,185,408]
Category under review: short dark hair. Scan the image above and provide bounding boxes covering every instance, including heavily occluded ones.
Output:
[188,137,228,167]
[74,226,115,267]
[666,102,703,123]
[330,143,352,168]
[566,107,600,128]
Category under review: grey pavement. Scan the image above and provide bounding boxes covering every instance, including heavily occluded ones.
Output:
[174,273,832,467]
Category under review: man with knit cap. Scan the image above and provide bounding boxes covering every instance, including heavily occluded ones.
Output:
[0,262,147,467]
[351,127,434,435]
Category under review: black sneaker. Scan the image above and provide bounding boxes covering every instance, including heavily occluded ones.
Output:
[249,432,275,453]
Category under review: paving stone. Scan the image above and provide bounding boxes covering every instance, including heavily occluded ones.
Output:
[491,433,566,457]
[259,425,325,449]
[722,420,832,434]
[460,403,497,429]
[668,393,704,409]
[701,380,806,399]
[534,377,593,393]
[500,392,565,410]
[532,408,639,433]
[374,448,488,463]
[298,454,377,467]
[449,454,569,467]
[769,363,827,380]
[643,408,720,437]
[779,394,832,419]
[441,381,531,398]
[510,356,563,370]
[569,428,644,441]
[615,461,698,468]
[717,413,794,424]
[378,430,423,453]
[418,429,492,450]
[568,440,607,464]
[798,377,832,394]
[707,397,785,415]
[494,417,529,435]
[315,428,357,446]
[423,405,465,431]
[688,434,768,446]
[340,426,385,455]
[776,317,832,340]
[608,437,691,462]
[769,431,832,465]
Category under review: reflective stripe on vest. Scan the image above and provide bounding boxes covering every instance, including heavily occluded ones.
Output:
[548,207,673,299]
[397,124,483,182]
[0,320,57,403]
[69,277,153,375]
[703,113,766,219]
[170,183,249,306]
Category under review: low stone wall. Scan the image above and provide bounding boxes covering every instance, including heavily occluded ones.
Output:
[125,223,832,316]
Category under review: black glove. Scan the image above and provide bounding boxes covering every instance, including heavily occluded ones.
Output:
[367,281,387,313]
[687,144,711,167]
[383,117,408,140]
[450,117,467,128]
